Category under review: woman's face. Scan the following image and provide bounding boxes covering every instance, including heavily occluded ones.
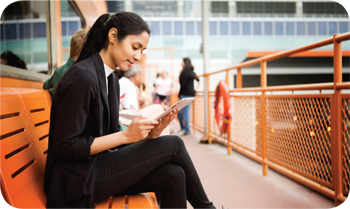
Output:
[108,30,149,71]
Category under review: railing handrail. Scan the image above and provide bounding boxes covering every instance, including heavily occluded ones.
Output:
[197,32,350,78]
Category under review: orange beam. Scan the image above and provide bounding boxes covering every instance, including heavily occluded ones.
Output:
[247,50,350,58]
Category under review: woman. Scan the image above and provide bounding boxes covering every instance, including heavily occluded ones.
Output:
[178,57,200,135]
[44,12,214,209]
[155,71,173,109]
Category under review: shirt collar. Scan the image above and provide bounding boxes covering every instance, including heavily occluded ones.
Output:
[103,63,114,79]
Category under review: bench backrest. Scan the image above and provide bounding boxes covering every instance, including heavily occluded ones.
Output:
[0,87,51,208]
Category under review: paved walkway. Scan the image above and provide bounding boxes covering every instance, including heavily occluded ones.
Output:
[169,122,336,208]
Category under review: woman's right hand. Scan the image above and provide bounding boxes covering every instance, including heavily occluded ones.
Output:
[123,115,159,144]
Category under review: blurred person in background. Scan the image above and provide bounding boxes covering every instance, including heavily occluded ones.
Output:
[43,29,88,99]
[177,57,200,136]
[0,50,27,70]
[154,71,173,110]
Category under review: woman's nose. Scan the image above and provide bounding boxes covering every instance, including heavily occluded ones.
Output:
[134,51,141,61]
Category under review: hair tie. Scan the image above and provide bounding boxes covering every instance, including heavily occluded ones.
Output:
[109,13,114,18]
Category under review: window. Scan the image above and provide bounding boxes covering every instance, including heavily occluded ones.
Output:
[106,0,125,13]
[68,22,78,36]
[220,22,228,35]
[236,1,295,14]
[297,22,305,35]
[197,21,202,35]
[307,22,316,35]
[339,22,349,33]
[328,22,337,35]
[19,23,32,39]
[132,1,178,17]
[275,22,284,35]
[174,21,183,35]
[231,22,239,35]
[303,2,348,16]
[286,22,294,35]
[210,22,217,35]
[163,21,172,35]
[318,22,327,35]
[5,24,17,40]
[264,22,272,35]
[33,23,46,38]
[242,22,250,35]
[151,21,160,35]
[211,1,229,16]
[253,22,261,35]
[61,22,67,36]
[186,21,195,35]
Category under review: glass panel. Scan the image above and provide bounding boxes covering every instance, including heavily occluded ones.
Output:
[174,21,183,35]
[163,21,172,35]
[264,22,272,35]
[286,22,294,35]
[318,22,327,35]
[5,24,17,40]
[210,21,217,35]
[220,21,228,35]
[61,22,67,36]
[328,22,337,35]
[253,22,261,35]
[33,23,46,38]
[339,22,349,33]
[197,21,202,35]
[297,22,305,35]
[163,37,183,47]
[186,21,194,35]
[231,22,239,35]
[0,25,4,41]
[242,22,250,35]
[275,22,283,35]
[151,21,160,35]
[19,23,31,39]
[307,22,316,35]
[68,22,79,36]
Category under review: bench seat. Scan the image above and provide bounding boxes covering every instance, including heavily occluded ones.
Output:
[0,87,158,208]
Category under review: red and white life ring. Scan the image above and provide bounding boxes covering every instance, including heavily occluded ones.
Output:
[214,81,231,134]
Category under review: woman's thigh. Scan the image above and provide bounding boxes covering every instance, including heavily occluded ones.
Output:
[94,135,186,200]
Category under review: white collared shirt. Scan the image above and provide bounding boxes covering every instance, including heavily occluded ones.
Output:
[103,63,114,95]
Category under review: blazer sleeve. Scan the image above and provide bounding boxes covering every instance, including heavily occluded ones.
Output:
[52,67,98,161]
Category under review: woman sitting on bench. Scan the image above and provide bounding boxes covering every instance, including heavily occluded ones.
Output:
[44,11,215,209]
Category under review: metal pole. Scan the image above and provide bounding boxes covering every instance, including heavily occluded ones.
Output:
[261,61,268,176]
[202,0,210,138]
[332,34,343,206]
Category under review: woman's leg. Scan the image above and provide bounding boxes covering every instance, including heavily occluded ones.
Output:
[94,135,214,208]
[179,95,191,133]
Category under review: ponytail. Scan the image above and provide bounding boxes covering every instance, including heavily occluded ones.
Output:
[76,12,150,63]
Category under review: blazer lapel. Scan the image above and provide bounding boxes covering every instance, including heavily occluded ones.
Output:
[91,52,110,133]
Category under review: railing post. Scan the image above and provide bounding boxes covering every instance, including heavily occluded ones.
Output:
[207,75,212,143]
[226,70,232,155]
[236,68,242,88]
[261,61,268,176]
[332,34,343,206]
[192,97,195,134]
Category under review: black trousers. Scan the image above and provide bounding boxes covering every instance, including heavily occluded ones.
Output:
[94,135,215,209]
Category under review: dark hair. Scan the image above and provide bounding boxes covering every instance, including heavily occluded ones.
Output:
[179,57,194,79]
[0,51,27,70]
[76,12,150,63]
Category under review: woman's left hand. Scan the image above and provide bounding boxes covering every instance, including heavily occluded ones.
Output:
[146,109,179,139]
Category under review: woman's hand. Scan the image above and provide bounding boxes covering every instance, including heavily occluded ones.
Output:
[123,115,159,143]
[146,109,179,139]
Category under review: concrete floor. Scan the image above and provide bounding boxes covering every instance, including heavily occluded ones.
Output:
[169,121,345,209]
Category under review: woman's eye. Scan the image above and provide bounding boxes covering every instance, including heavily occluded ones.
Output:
[132,46,138,50]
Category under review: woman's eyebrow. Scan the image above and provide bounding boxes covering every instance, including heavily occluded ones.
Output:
[137,42,143,48]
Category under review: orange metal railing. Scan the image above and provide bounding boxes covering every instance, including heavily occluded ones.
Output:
[191,32,350,206]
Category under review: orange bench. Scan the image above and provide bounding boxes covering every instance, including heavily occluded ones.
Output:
[0,87,158,208]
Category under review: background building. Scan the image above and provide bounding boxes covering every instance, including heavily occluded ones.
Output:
[1,0,349,90]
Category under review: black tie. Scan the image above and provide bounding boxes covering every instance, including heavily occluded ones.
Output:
[107,73,120,133]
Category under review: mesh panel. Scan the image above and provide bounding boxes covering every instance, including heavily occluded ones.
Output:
[342,97,350,195]
[192,95,205,132]
[266,96,332,187]
[229,97,262,154]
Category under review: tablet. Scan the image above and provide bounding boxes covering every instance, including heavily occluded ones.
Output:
[154,97,194,121]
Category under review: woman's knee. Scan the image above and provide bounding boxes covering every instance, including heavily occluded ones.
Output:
[159,163,185,190]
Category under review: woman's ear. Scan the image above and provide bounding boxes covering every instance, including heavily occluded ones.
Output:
[108,28,118,43]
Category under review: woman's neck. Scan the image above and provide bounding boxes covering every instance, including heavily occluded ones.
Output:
[99,49,117,70]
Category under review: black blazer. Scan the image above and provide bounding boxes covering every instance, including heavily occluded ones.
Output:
[44,52,120,208]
